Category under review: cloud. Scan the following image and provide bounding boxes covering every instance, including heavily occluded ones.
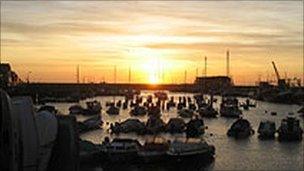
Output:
[1,1,303,84]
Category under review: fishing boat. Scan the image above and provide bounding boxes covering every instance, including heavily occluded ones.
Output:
[103,138,141,163]
[277,117,303,141]
[258,121,276,139]
[138,139,169,163]
[220,97,242,118]
[166,139,215,163]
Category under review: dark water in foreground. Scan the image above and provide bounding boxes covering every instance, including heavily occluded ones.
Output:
[50,91,304,171]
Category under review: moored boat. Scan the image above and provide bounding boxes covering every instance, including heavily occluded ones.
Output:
[77,115,103,134]
[138,139,169,163]
[106,105,120,115]
[69,104,84,115]
[165,118,186,134]
[154,91,168,101]
[186,116,205,138]
[277,117,303,141]
[220,97,242,118]
[166,139,215,164]
[198,106,218,118]
[227,118,254,138]
[298,106,304,118]
[83,100,102,115]
[258,121,276,139]
[178,109,194,118]
[145,115,166,134]
[130,105,147,116]
[103,138,141,163]
[110,118,146,134]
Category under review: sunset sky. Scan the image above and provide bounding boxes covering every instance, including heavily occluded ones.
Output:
[1,1,303,85]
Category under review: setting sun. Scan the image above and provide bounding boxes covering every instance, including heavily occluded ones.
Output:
[0,1,302,85]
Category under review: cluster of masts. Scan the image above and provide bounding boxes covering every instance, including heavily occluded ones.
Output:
[75,50,232,84]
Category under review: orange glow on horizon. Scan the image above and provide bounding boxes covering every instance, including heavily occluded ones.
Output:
[0,1,302,85]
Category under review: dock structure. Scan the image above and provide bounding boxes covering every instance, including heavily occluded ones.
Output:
[195,76,232,94]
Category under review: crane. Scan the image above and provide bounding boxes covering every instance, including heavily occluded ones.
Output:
[271,61,280,81]
[271,61,288,90]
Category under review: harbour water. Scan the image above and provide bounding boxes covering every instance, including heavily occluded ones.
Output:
[50,91,303,170]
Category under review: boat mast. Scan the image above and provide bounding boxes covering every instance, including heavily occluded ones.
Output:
[204,56,207,77]
[226,50,230,78]
[128,66,131,84]
[113,65,117,103]
[76,65,80,84]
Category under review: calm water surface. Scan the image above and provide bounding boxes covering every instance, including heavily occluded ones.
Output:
[50,91,304,171]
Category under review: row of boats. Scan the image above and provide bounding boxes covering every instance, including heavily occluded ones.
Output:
[109,116,205,137]
[66,93,303,140]
[68,93,255,119]
[227,117,303,141]
[80,137,215,165]
[71,101,303,141]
